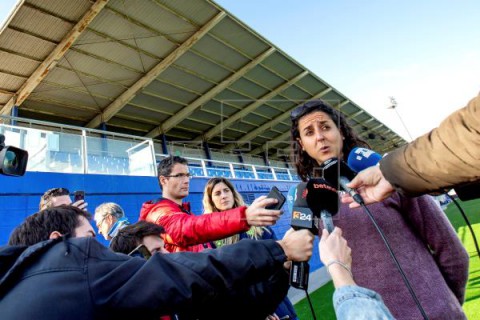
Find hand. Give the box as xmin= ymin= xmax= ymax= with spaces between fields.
xmin=245 ymin=195 xmax=282 ymax=226
xmin=319 ymin=227 xmax=355 ymax=288
xmin=72 ymin=199 xmax=88 ymax=211
xmin=319 ymin=227 xmax=351 ymax=267
xmin=341 ymin=166 xmax=395 ymax=208
xmin=278 ymin=228 xmax=314 ymax=262
xmin=265 ymin=313 xmax=280 ymax=320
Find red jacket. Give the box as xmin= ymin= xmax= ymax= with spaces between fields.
xmin=139 ymin=198 xmax=250 ymax=252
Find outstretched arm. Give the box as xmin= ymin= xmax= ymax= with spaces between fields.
xmin=341 ymin=166 xmax=395 ymax=208
xmin=319 ymin=228 xmax=395 ymax=320
xmin=319 ymin=227 xmax=355 ymax=288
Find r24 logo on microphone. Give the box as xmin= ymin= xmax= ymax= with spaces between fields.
xmin=293 ymin=210 xmax=312 ymax=221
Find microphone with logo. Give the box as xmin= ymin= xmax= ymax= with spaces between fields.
xmin=320 ymin=157 xmax=364 ymax=205
xmin=306 ymin=178 xmax=339 ymax=233
xmin=289 ymin=182 xmax=319 ymax=290
xmin=347 ymin=147 xmax=382 ymax=173
xmin=353 ymin=146 xmax=480 ymax=260
xmin=348 ymin=147 xmax=480 ymax=201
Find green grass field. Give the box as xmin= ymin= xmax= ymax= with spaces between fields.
xmin=294 ymin=198 xmax=480 ymax=319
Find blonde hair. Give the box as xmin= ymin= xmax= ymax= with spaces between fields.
xmin=202 ymin=177 xmax=264 ymax=247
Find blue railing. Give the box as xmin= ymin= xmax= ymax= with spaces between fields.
xmin=156 ymin=154 xmax=300 ymax=182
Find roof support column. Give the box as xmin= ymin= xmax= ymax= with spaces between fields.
xmin=10 ymin=105 xmax=18 ymax=126
xmin=203 ymin=141 xmax=212 ymax=167
xmin=161 ymin=134 xmax=169 ymax=155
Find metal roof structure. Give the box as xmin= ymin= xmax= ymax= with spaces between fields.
xmin=0 ymin=0 xmax=406 ymax=160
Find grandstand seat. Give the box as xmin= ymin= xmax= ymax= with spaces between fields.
xmin=189 ymin=166 xmax=204 ymax=177
xmin=235 ymin=170 xmax=244 ymax=179
xmin=276 ymin=173 xmax=291 ymax=181
xmin=258 ymin=171 xmax=274 ymax=180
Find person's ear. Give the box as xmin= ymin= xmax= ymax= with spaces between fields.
xmin=49 ymin=231 xmax=63 ymax=239
xmin=159 ymin=175 xmax=168 ymax=187
xmin=297 ymin=138 xmax=305 ymax=151
xmin=106 ymin=214 xmax=115 ymax=225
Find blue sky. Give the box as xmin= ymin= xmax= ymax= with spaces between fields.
xmin=2 ymin=0 xmax=479 ymax=141
xmin=216 ymin=0 xmax=480 ymax=141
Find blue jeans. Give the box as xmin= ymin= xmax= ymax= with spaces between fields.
xmin=333 ymin=285 xmax=395 ymax=320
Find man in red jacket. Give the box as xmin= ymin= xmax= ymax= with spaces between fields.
xmin=139 ymin=156 xmax=282 ymax=252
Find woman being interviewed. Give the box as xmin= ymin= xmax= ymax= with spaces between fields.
xmin=203 ymin=177 xmax=298 ymax=320
xmin=290 ymin=99 xmax=469 ymax=320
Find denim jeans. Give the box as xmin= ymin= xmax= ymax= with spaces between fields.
xmin=333 ymin=285 xmax=395 ymax=320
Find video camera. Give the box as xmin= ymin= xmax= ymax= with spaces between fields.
xmin=0 ymin=133 xmax=28 ymax=176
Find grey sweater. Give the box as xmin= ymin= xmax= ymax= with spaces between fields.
xmin=329 ymin=193 xmax=469 ymax=320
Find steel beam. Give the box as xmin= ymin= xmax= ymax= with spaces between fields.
xmin=0 ymin=0 xmax=109 ymax=115
xmin=222 ymin=87 xmax=333 ymax=151
xmin=86 ymin=11 xmax=226 ymax=129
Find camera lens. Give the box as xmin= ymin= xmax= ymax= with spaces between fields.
xmin=3 ymin=150 xmax=18 ymax=169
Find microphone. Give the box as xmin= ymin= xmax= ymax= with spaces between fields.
xmin=320 ymin=158 xmax=364 ymax=205
xmin=289 ymin=182 xmax=319 ymax=290
xmin=306 ymin=178 xmax=339 ymax=233
xmin=347 ymin=147 xmax=382 ymax=172
xmin=290 ymin=182 xmax=320 ymax=234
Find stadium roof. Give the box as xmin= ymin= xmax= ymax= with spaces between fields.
xmin=0 ymin=0 xmax=406 ymax=159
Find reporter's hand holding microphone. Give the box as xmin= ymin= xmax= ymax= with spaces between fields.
xmin=340 ymin=147 xmax=394 ymax=208
xmin=278 ymin=228 xmax=315 ymax=269
xmin=319 ymin=227 xmax=355 ymax=288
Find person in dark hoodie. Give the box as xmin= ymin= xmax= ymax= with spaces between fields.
xmin=1 ymin=206 xmax=314 ymax=320
xmin=111 ymin=220 xmax=295 ymax=320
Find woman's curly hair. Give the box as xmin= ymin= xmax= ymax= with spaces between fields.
xmin=290 ymin=100 xmax=369 ymax=181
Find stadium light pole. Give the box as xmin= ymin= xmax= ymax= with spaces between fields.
xmin=388 ymin=97 xmax=414 ymax=141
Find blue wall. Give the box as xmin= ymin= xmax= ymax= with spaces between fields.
xmin=0 ymin=172 xmax=321 ymax=271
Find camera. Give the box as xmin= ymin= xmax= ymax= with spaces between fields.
xmin=0 ymin=133 xmax=29 ymax=177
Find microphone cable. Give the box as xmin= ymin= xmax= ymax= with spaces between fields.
xmin=354 ymin=195 xmax=430 ymax=320
xmin=304 ymin=288 xmax=317 ymax=320
xmin=446 ymin=194 xmax=480 ymax=259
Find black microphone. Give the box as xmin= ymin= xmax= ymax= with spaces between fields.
xmin=290 ymin=182 xmax=320 ymax=234
xmin=306 ymin=178 xmax=339 ymax=233
xmin=321 ymin=157 xmax=364 ymax=205
xmin=289 ymin=182 xmax=318 ymax=290
xmin=454 ymin=181 xmax=480 ymax=201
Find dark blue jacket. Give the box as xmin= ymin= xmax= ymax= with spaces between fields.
xmin=0 ymin=237 xmax=288 ymax=319
xmin=240 ymin=227 xmax=298 ymax=320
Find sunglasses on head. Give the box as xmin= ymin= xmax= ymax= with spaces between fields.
xmin=290 ymin=100 xmax=331 ymax=122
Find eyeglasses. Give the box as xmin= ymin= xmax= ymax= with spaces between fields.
xmin=128 ymin=244 xmax=152 ymax=260
xmin=163 ymin=173 xmax=192 ymax=179
xmin=290 ymin=100 xmax=330 ymax=122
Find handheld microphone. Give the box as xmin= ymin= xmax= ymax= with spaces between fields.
xmin=289 ymin=182 xmax=319 ymax=290
xmin=290 ymin=182 xmax=319 ymax=234
xmin=306 ymin=178 xmax=339 ymax=233
xmin=321 ymin=158 xmax=364 ymax=205
xmin=347 ymin=147 xmax=382 ymax=172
